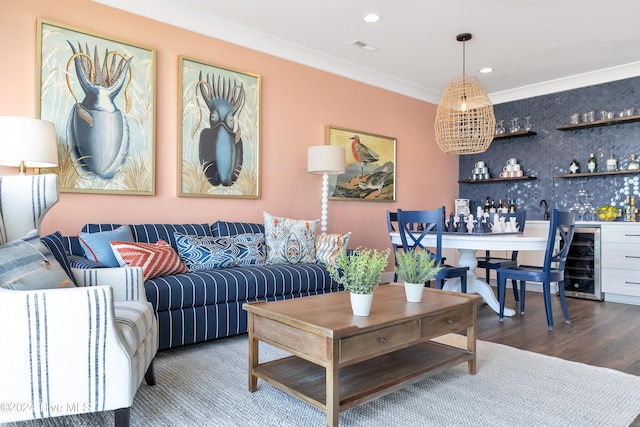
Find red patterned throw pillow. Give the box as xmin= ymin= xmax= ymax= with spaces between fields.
xmin=110 ymin=240 xmax=188 ymax=280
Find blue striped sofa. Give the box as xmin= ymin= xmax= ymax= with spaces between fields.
xmin=63 ymin=221 xmax=342 ymax=350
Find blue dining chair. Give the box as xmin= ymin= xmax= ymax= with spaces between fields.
xmin=477 ymin=210 xmax=527 ymax=302
xmin=386 ymin=210 xmax=401 ymax=282
xmin=496 ymin=209 xmax=576 ymax=330
xmin=397 ymin=208 xmax=468 ymax=292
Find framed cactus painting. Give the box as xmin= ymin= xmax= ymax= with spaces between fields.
xmin=36 ymin=19 xmax=156 ymax=195
xmin=326 ymin=125 xmax=396 ymax=202
xmin=178 ymin=56 xmax=261 ymax=198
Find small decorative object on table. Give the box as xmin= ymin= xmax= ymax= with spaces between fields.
xmin=326 ymin=247 xmax=389 ymax=316
xmin=394 ymin=248 xmax=442 ymax=302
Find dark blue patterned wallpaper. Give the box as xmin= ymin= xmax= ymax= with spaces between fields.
xmin=458 ymin=75 xmax=640 ymax=220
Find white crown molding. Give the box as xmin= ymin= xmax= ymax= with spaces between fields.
xmin=490 ymin=62 xmax=640 ymax=105
xmin=94 ymin=0 xmax=640 ymax=106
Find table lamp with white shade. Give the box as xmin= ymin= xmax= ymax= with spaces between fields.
xmin=307 ymin=145 xmax=346 ymax=235
xmin=0 ymin=116 xmax=58 ymax=175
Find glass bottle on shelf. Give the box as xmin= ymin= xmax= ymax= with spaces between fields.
xmin=508 ymin=198 xmax=517 ymax=213
xmin=628 ymin=153 xmax=640 ymax=170
xmin=631 ymin=197 xmax=637 ymax=222
xmin=605 ymin=154 xmax=617 ymax=172
xmin=587 ymin=153 xmax=597 ymax=173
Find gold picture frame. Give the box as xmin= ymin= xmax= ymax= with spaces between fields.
xmin=36 ymin=19 xmax=156 ymax=195
xmin=326 ymin=125 xmax=396 ymax=202
xmin=178 ymin=56 xmax=261 ymax=198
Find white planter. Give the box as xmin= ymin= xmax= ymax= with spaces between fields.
xmin=350 ymin=292 xmax=374 ymax=316
xmin=404 ymin=282 xmax=425 ymax=302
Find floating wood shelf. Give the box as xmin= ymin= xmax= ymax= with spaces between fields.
xmin=493 ymin=130 xmax=537 ymax=140
xmin=458 ymin=176 xmax=537 ymax=184
xmin=555 ymin=170 xmax=640 ymax=179
xmin=556 ymin=114 xmax=640 ymax=131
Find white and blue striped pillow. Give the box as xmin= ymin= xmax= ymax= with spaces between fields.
xmin=0 ymin=230 xmax=74 ymax=290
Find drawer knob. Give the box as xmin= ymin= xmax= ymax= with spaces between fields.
xmin=379 ymin=337 xmax=387 ymax=344
xmin=446 ymin=319 xmax=454 ymax=324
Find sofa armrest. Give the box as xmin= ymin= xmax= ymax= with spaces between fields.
xmin=72 ymin=265 xmax=147 ymax=302
xmin=0 ymin=286 xmax=133 ymax=422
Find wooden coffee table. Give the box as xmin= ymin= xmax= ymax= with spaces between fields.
xmin=243 ymin=285 xmax=482 ymax=426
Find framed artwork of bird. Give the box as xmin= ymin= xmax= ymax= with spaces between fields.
xmin=326 ymin=125 xmax=396 ymax=201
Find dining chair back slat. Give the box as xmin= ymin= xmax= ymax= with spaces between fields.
xmin=397 ymin=208 xmax=468 ymax=292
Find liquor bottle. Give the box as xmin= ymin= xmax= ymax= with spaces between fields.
xmin=631 ymin=197 xmax=637 ymax=222
xmin=606 ymin=154 xmax=618 ymax=172
xmin=489 ymin=199 xmax=497 ymax=214
xmin=497 ymin=199 xmax=505 ymax=213
xmin=623 ymin=195 xmax=631 ymax=221
xmin=484 ymin=197 xmax=491 ymax=213
xmin=508 ymin=198 xmax=517 ymax=213
xmin=587 ymin=153 xmax=597 ymax=173
xmin=628 ymin=153 xmax=640 ymax=171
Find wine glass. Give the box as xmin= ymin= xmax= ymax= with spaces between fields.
xmin=524 ymin=117 xmax=533 ymax=131
xmin=509 ymin=117 xmax=520 ymax=133
xmin=496 ymin=120 xmax=505 ymax=135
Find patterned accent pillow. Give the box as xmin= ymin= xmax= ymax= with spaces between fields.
xmin=0 ymin=230 xmax=74 ymax=290
xmin=315 ymin=232 xmax=352 ymax=266
xmin=174 ymin=233 xmax=238 ymax=271
xmin=233 ymin=233 xmax=267 ymax=266
xmin=77 ymin=225 xmax=134 ymax=267
xmin=263 ymin=212 xmax=319 ymax=264
xmin=110 ymin=240 xmax=188 ymax=281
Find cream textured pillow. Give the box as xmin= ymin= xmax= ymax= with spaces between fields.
xmin=263 ymin=212 xmax=319 ymax=264
xmin=315 ymin=232 xmax=351 ymax=266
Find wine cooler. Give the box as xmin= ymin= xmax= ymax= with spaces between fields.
xmin=564 ymin=225 xmax=602 ymax=300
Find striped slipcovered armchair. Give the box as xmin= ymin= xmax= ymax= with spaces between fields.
xmin=0 ymin=174 xmax=157 ymax=426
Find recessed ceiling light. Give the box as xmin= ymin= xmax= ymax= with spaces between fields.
xmin=480 ymin=67 xmax=494 ymax=74
xmin=364 ymin=14 xmax=381 ymax=23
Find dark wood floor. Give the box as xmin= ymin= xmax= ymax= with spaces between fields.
xmin=473 ymin=291 xmax=640 ymax=426
xmin=474 ymin=290 xmax=640 ymax=376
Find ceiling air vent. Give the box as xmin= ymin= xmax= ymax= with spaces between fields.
xmin=350 ymin=40 xmax=379 ymax=52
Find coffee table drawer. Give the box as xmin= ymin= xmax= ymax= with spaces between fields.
xmin=340 ymin=320 xmax=419 ymax=364
xmin=420 ymin=307 xmax=473 ymax=339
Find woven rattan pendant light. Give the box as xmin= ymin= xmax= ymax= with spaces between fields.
xmin=435 ymin=33 xmax=495 ymax=155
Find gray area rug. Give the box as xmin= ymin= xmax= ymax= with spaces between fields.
xmin=4 ymin=333 xmax=640 ymax=427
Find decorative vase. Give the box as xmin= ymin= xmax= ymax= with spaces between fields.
xmin=404 ymin=282 xmax=425 ymax=302
xmin=350 ymin=292 xmax=373 ymax=316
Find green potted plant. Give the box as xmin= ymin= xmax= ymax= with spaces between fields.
xmin=394 ymin=248 xmax=442 ymax=302
xmin=326 ymin=247 xmax=389 ymax=316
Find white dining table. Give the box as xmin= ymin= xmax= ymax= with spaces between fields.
xmin=389 ymin=232 xmax=548 ymax=316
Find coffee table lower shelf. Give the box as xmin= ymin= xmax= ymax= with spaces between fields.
xmin=253 ymin=340 xmax=472 ymax=414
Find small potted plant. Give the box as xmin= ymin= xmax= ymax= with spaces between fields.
xmin=394 ymin=248 xmax=442 ymax=302
xmin=326 ymin=247 xmax=389 ymax=316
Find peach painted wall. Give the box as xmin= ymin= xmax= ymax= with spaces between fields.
xmin=0 ymin=0 xmax=459 ymax=270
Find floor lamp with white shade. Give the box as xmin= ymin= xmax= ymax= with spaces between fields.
xmin=307 ymin=145 xmax=346 ymax=235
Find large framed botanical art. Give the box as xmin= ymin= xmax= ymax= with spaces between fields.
xmin=326 ymin=125 xmax=396 ymax=202
xmin=36 ymin=19 xmax=156 ymax=195
xmin=178 ymin=56 xmax=261 ymax=198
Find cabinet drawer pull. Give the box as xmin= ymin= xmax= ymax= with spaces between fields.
xmin=625 ymin=281 xmax=640 ymax=285
xmin=446 ymin=319 xmax=454 ymax=324
xmin=625 ymin=256 xmax=640 ymax=259
xmin=624 ymin=234 xmax=640 ymax=237
xmin=379 ymin=337 xmax=387 ymax=344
